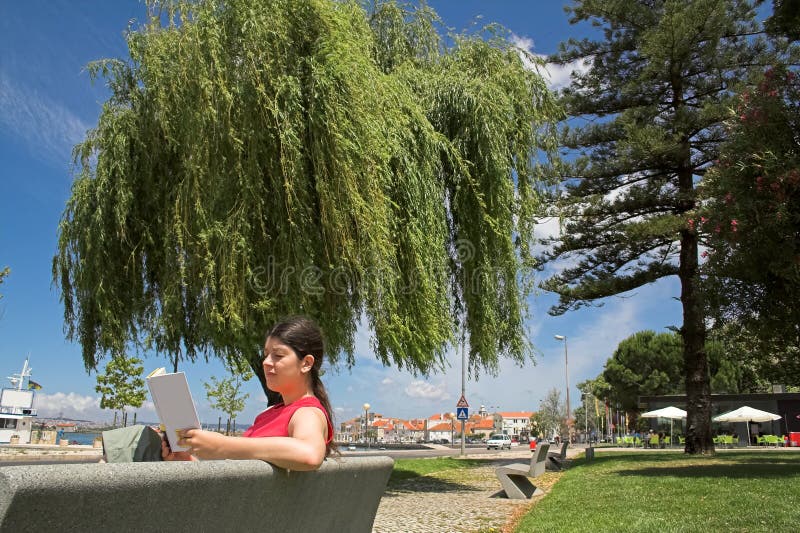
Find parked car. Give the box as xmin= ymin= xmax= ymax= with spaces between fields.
xmin=486 ymin=433 xmax=512 ymax=450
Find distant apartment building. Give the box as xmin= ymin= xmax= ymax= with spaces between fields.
xmin=493 ymin=411 xmax=534 ymax=439
xmin=469 ymin=416 xmax=497 ymax=439
xmin=335 ymin=409 xmax=533 ymax=442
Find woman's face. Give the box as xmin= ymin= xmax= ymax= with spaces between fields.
xmin=262 ymin=337 xmax=311 ymax=394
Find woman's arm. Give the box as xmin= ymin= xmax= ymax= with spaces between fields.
xmin=179 ymin=407 xmax=328 ymax=470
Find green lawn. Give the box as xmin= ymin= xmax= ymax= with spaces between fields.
xmin=388 ymin=456 xmax=489 ymax=487
xmin=515 ymin=451 xmax=800 ymax=532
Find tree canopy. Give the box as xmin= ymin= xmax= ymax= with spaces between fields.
xmin=54 ymin=0 xmax=560 ymax=388
xmin=94 ymin=353 xmax=147 ymax=422
xmin=531 ymin=387 xmax=567 ymax=440
xmin=539 ymin=0 xmax=777 ymax=453
xmin=602 ymin=331 xmax=684 ymax=413
xmin=701 ymin=64 xmax=800 ymax=381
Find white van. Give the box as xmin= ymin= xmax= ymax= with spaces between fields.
xmin=486 ymin=433 xmax=512 ymax=450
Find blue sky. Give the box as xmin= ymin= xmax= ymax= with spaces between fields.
xmin=0 ymin=0 xmax=683 ymax=426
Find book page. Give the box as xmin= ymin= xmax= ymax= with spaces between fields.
xmin=146 ymin=371 xmax=201 ymax=452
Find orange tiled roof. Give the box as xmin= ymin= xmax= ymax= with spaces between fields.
xmin=473 ymin=418 xmax=495 ymax=429
xmin=497 ymin=411 xmax=534 ymax=418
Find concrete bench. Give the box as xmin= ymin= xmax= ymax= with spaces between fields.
xmin=495 ymin=442 xmax=550 ymax=499
xmin=547 ymin=441 xmax=569 ymax=471
xmin=0 ymin=456 xmax=393 ymax=532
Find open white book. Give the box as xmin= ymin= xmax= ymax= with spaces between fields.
xmin=146 ymin=368 xmax=201 ymax=452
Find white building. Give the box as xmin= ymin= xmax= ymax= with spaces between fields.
xmin=493 ymin=411 xmax=534 ymax=440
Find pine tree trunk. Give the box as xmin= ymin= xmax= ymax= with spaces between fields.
xmin=671 ymin=65 xmax=712 ymax=454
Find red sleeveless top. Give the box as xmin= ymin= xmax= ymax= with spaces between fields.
xmin=242 ymin=396 xmax=333 ymax=444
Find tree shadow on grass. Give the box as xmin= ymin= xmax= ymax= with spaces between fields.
xmin=615 ymin=462 xmax=800 ymax=479
xmin=384 ymin=475 xmax=482 ymax=495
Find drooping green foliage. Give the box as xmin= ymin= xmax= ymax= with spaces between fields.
xmin=0 ymin=266 xmax=9 ymax=301
xmin=54 ymin=0 xmax=560 ymax=387
xmin=701 ymin=65 xmax=800 ymax=384
xmin=539 ymin=0 xmax=775 ymax=453
xmin=94 ymin=353 xmax=147 ymax=419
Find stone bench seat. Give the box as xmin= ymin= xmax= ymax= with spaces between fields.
xmin=546 ymin=441 xmax=569 ymax=471
xmin=0 ymin=456 xmax=393 ymax=532
xmin=495 ymin=442 xmax=550 ymax=499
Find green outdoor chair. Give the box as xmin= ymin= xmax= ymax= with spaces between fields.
xmin=649 ymin=435 xmax=659 ymax=448
xmin=678 ymin=436 xmax=686 ymax=445
xmin=757 ymin=435 xmax=767 ymax=446
xmin=663 ymin=436 xmax=671 ymax=447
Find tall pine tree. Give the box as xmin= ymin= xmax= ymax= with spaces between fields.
xmin=541 ymin=0 xmax=773 ymax=453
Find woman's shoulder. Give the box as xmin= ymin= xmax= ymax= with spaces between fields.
xmin=294 ymin=396 xmax=325 ymax=408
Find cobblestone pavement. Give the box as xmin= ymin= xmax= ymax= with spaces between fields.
xmin=372 ymin=448 xmax=577 ymax=533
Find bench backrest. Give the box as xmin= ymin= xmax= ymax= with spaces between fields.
xmin=0 ymin=456 xmax=393 ymax=533
xmin=529 ymin=442 xmax=550 ymax=476
xmin=557 ymin=441 xmax=568 ymax=457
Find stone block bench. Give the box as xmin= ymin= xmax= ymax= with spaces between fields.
xmin=0 ymin=456 xmax=394 ymax=532
xmin=495 ymin=442 xmax=550 ymax=499
xmin=546 ymin=441 xmax=569 ymax=471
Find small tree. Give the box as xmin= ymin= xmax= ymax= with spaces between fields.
xmin=95 ymin=354 xmax=146 ymax=426
xmin=205 ymin=362 xmax=252 ymax=435
xmin=534 ymin=388 xmax=567 ymax=441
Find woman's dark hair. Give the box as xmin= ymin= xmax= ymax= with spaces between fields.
xmin=267 ymin=316 xmax=337 ymax=456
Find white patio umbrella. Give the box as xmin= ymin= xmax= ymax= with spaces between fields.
xmin=713 ymin=406 xmax=781 ymax=445
xmin=641 ymin=406 xmax=687 ymax=445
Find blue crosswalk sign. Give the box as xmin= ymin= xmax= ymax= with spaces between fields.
xmin=456 ymin=407 xmax=468 ymax=420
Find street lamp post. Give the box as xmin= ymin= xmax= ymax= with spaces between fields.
xmin=363 ymin=403 xmax=371 ymax=450
xmin=554 ymin=334 xmax=571 ymax=442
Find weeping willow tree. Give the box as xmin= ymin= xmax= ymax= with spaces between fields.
xmin=54 ymin=0 xmax=560 ymax=394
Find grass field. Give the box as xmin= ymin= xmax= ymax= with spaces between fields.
xmin=514 ymin=451 xmax=800 ymax=532
xmin=388 ymin=456 xmax=489 ymax=487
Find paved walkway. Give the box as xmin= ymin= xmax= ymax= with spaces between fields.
xmin=372 ymin=447 xmax=581 ymax=533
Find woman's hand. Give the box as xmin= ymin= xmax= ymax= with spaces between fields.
xmin=178 ymin=429 xmax=229 ymax=460
xmin=161 ymin=437 xmax=196 ymax=461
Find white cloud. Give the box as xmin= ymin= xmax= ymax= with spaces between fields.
xmin=510 ymin=33 xmax=534 ymax=53
xmin=381 ymin=377 xmax=393 ymax=385
xmin=32 ymin=391 xmax=159 ymax=423
xmin=542 ymin=59 xmax=590 ymax=90
xmin=508 ymin=32 xmax=590 ymax=90
xmin=34 ymin=392 xmax=102 ymax=421
xmin=0 ymin=74 xmax=89 ymax=167
xmin=404 ymin=380 xmax=450 ymax=401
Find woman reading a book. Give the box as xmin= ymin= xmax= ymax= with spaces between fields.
xmin=162 ymin=316 xmax=336 ymax=470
